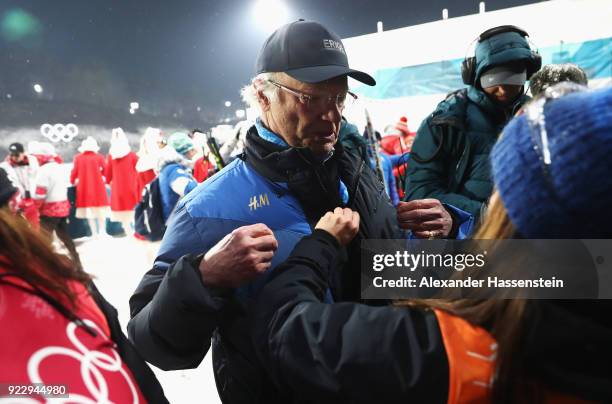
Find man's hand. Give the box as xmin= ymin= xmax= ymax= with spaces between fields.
xmin=199 ymin=223 xmax=278 ymax=288
xmin=397 ymin=199 xmax=453 ymax=238
xmin=315 ymin=207 xmax=360 ymax=246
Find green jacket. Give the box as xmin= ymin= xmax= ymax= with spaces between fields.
xmin=405 ymin=30 xmax=536 ymax=219
xmin=405 ymin=87 xmax=529 ymax=218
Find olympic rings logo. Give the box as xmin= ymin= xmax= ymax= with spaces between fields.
xmin=27 ymin=319 xmax=140 ymax=403
xmin=40 ymin=123 xmax=79 ymax=143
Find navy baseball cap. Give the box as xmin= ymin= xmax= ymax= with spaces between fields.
xmin=255 ymin=20 xmax=376 ymax=86
xmin=8 ymin=142 xmax=24 ymax=156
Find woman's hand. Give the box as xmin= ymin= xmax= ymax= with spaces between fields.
xmin=315 ymin=207 xmax=360 ymax=246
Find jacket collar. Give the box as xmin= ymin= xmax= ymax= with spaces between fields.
xmin=243 ymin=126 xmax=345 ymax=224
xmin=244 ymin=126 xmax=344 ymax=182
xmin=254 ymin=118 xmax=336 ymax=164
xmin=254 ymin=118 xmax=289 ymax=148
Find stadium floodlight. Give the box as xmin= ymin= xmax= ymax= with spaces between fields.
xmin=33 ymin=83 xmax=43 ymax=93
xmin=253 ymin=0 xmax=289 ymax=32
xmin=225 ymin=101 xmax=232 ymax=107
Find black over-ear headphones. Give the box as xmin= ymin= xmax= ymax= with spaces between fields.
xmin=461 ymin=25 xmax=542 ymax=86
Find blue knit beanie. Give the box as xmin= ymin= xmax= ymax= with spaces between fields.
xmin=491 ymin=85 xmax=612 ymax=238
xmin=168 ymin=132 xmax=194 ymax=156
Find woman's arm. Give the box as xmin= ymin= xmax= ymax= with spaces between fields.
xmin=252 ymin=229 xmax=449 ymax=403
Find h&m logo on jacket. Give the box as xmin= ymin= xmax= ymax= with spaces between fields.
xmin=249 ymin=193 xmax=270 ymax=211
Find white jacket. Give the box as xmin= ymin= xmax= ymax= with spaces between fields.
xmin=0 ymin=155 xmax=39 ymax=198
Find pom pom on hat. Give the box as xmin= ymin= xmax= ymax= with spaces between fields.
xmin=386 ymin=116 xmax=414 ymax=138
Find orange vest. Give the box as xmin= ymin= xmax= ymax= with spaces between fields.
xmin=434 ymin=309 xmax=496 ymax=404
xmin=434 ymin=310 xmax=595 ymax=404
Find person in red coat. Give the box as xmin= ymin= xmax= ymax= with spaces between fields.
xmin=380 ymin=116 xmax=415 ymax=200
xmin=192 ymin=154 xmax=216 ymax=183
xmin=106 ymin=128 xmax=139 ymax=232
xmin=70 ymin=136 xmax=109 ymax=236
xmin=380 ymin=116 xmax=416 ymax=155
xmin=135 ymin=127 xmax=164 ymax=197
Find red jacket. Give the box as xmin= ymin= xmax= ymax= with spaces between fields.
xmin=136 ymin=170 xmax=156 ymax=199
xmin=0 ymin=268 xmax=147 ymax=403
xmin=70 ymin=151 xmax=108 ymax=208
xmin=106 ymin=152 xmax=139 ymax=211
xmin=193 ymin=156 xmax=215 ymax=183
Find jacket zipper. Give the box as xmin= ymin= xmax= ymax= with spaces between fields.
xmin=348 ymin=159 xmax=365 ymax=209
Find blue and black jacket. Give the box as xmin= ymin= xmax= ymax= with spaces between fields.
xmin=128 ymin=125 xmax=403 ymax=403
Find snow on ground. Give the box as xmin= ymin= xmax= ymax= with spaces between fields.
xmin=76 ymin=235 xmax=221 ymax=404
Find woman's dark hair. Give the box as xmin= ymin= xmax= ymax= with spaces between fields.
xmin=0 ymin=208 xmax=91 ymax=310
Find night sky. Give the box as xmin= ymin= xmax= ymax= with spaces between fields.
xmin=0 ymin=0 xmax=538 ymax=122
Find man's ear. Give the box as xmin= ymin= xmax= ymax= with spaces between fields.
xmin=257 ymin=90 xmax=271 ymax=112
xmin=253 ymin=79 xmax=272 ymax=112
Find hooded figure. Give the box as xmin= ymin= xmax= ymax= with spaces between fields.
xmin=70 ymin=136 xmax=109 ymax=235
xmin=405 ymin=25 xmax=541 ymax=222
xmin=135 ymin=127 xmax=163 ymax=197
xmin=105 ymin=128 xmax=139 ymax=230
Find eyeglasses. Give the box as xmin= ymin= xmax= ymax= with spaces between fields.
xmin=524 ymin=81 xmax=587 ymax=197
xmin=267 ymin=79 xmax=357 ymax=111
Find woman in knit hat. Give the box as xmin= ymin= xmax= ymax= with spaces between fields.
xmin=156 ymin=132 xmax=198 ymax=223
xmin=381 ymin=116 xmax=416 ymax=155
xmin=250 ymin=85 xmax=612 ymax=403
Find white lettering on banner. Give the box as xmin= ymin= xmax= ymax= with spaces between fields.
xmin=322 ymin=39 xmax=345 ymax=53
xmin=40 ymin=123 xmax=79 ymax=143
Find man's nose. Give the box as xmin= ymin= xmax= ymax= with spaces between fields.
xmin=321 ymin=102 xmax=342 ymax=122
xmin=497 ymin=85 xmax=507 ymax=96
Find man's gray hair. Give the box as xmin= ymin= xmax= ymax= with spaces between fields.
xmin=240 ymin=72 xmax=281 ymax=111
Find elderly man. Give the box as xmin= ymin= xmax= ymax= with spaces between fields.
xmin=128 ymin=20 xmax=410 ymax=403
